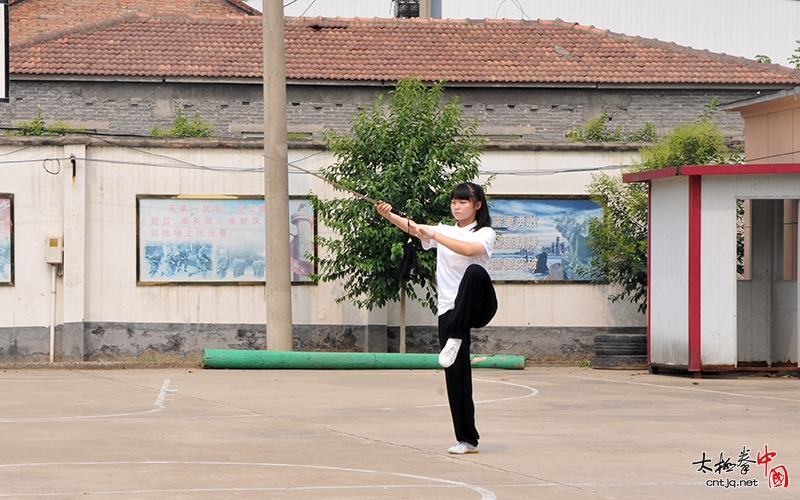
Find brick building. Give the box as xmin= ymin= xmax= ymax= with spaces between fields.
xmin=6 ymin=5 xmax=800 ymax=143
xmin=3 ymin=1 xmax=800 ymax=361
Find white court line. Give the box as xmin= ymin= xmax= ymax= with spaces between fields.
xmin=0 ymin=461 xmax=706 ymax=497
xmin=0 ymin=379 xmax=173 ymax=423
xmin=0 ymin=461 xmax=497 ymax=500
xmin=570 ymin=375 xmax=800 ymax=403
xmin=0 ymin=378 xmax=262 ymax=423
xmin=153 ymin=378 xmax=175 ymax=408
xmin=376 ymin=378 xmax=538 ymax=410
xmin=474 ymin=379 xmax=539 ymax=404
xmin=500 ymin=481 xmax=701 ymax=487
xmin=0 ymin=407 xmax=165 ymax=423
xmin=0 ymin=486 xmax=479 ymax=497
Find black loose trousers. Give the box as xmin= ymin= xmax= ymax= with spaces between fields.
xmin=438 ymin=264 xmax=498 ymax=446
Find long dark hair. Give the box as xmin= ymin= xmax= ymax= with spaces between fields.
xmin=450 ymin=182 xmax=491 ymax=231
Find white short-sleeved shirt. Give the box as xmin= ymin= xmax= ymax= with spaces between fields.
xmin=421 ymin=221 xmax=496 ymax=315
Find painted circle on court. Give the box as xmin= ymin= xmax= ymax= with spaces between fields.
xmin=0 ymin=461 xmax=496 ymax=499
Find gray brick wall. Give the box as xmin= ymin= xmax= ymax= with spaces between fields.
xmin=0 ymin=79 xmax=774 ymax=144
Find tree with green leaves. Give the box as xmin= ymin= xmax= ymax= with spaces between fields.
xmin=789 ymin=40 xmax=800 ymax=69
xmin=582 ymin=99 xmax=742 ymax=313
xmin=310 ymin=77 xmax=484 ymax=321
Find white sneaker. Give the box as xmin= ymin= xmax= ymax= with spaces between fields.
xmin=448 ymin=442 xmax=479 ymax=454
xmin=438 ymin=338 xmax=462 ymax=368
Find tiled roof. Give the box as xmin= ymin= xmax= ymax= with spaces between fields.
xmin=8 ymin=0 xmax=258 ymax=44
xmin=12 ymin=14 xmax=262 ymax=78
xmin=10 ymin=15 xmax=800 ymax=86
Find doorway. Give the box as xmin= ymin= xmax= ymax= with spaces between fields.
xmin=736 ymin=199 xmax=799 ymax=368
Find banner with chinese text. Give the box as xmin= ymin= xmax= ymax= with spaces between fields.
xmin=488 ymin=196 xmax=601 ymax=282
xmin=137 ymin=196 xmax=315 ymax=284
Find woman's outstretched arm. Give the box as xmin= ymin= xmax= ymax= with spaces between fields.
xmin=416 ymin=225 xmax=486 ymax=257
xmin=375 ymin=202 xmax=423 ymax=238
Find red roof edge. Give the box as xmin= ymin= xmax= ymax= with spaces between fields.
xmin=623 ymin=163 xmax=800 ymax=183
xmin=622 ymin=167 xmax=680 ymax=183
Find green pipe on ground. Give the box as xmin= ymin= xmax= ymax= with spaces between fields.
xmin=201 ymin=349 xmax=526 ymax=370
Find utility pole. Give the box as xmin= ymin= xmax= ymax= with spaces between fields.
xmin=263 ymin=1 xmax=293 ymax=351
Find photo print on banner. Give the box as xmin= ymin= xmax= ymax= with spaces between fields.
xmin=488 ymin=196 xmax=602 ymax=283
xmin=136 ymin=195 xmax=315 ymax=284
xmin=0 ymin=194 xmax=12 ymax=285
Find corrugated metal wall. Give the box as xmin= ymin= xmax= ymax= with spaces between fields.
xmin=280 ymin=0 xmax=397 ymax=18
xmin=270 ymin=0 xmax=800 ymax=67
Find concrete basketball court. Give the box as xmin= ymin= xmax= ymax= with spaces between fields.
xmin=0 ymin=365 xmax=798 ymax=499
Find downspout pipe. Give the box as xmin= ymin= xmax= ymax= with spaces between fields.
xmin=49 ymin=264 xmax=56 ymax=363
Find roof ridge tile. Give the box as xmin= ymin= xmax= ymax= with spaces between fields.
xmin=550 ymin=18 xmax=800 ymax=79
xmin=224 ymin=0 xmax=260 ymax=16
xmin=11 ymin=11 xmax=144 ymax=49
xmin=10 ymin=15 xmax=800 ymax=85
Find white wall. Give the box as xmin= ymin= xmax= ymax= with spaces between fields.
xmin=0 ymin=146 xmax=66 ymax=328
xmin=649 ymin=176 xmax=689 ymax=366
xmin=700 ymin=177 xmax=739 ymax=366
xmin=0 ymin=142 xmax=644 ymax=334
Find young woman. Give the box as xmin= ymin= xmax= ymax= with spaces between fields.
xmin=376 ymin=182 xmax=497 ymax=454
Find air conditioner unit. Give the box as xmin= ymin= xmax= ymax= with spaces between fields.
xmin=394 ymin=0 xmax=420 ymax=18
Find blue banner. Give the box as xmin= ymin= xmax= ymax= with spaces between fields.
xmin=488 ymin=197 xmax=601 ymax=282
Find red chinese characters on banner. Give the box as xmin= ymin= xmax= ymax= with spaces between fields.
xmin=146 ymin=201 xmax=264 ymax=241
xmin=139 ymin=197 xmax=286 ymax=283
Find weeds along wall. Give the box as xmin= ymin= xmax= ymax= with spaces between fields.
xmin=0 ymin=137 xmax=644 ymax=361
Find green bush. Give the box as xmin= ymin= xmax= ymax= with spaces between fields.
xmin=567 ymin=110 xmax=658 ymax=143
xmin=287 ymin=131 xmax=311 ymax=141
xmin=582 ymin=99 xmax=740 ymax=313
xmin=151 ymin=110 xmax=215 ymax=138
xmin=626 ymin=122 xmax=658 ymax=142
xmin=6 ymin=109 xmax=86 ymax=136
xmin=567 ymin=110 xmax=622 ymax=142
